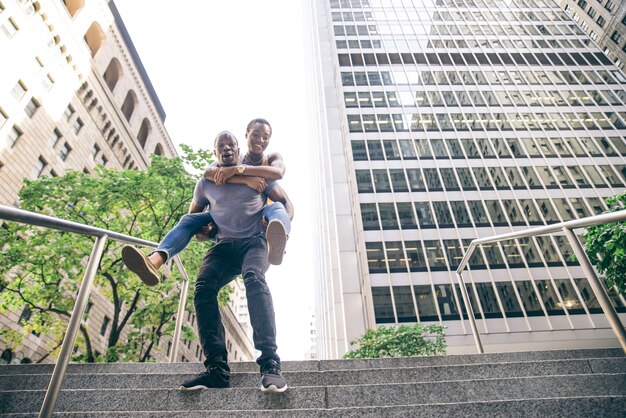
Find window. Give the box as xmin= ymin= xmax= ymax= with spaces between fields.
xmin=1 ymin=17 xmax=18 ymax=39
xmin=64 ymin=104 xmax=75 ymax=120
xmin=58 ymin=142 xmax=72 ymax=161
xmin=0 ymin=107 xmax=7 ymax=128
xmin=596 ymin=15 xmax=606 ymax=28
xmin=102 ymin=58 xmax=122 ymax=91
xmin=605 ymin=1 xmax=615 ymax=12
xmin=73 ymin=117 xmax=83 ymax=134
xmin=100 ymin=315 xmax=110 ymax=336
xmin=91 ymin=143 xmax=100 ymax=157
xmin=32 ymin=156 xmax=47 ymax=178
xmin=4 ymin=125 xmax=22 ymax=148
xmin=24 ymin=98 xmax=40 ymax=117
xmin=49 ymin=128 xmax=61 ymax=147
xmin=42 ymin=73 xmax=54 ymax=90
xmin=18 ymin=0 xmax=37 ymax=15
xmin=11 ymin=81 xmax=27 ymax=101
xmin=611 ymin=31 xmax=622 ymax=44
xmin=19 ymin=305 xmax=32 ymax=325
xmin=121 ymin=90 xmax=137 ymax=121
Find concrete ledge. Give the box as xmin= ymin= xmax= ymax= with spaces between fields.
xmin=2 ymin=396 xmax=625 ymax=417
xmin=0 ymin=358 xmax=610 ymax=390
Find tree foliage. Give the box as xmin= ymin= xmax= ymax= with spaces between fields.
xmin=0 ymin=147 xmax=231 ymax=363
xmin=343 ymin=324 xmax=446 ymax=359
xmin=582 ymin=192 xmax=626 ymax=294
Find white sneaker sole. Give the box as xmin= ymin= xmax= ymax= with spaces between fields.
xmin=178 ymin=384 xmax=208 ymax=391
xmin=266 ymin=220 xmax=287 ymax=266
xmin=261 ymin=384 xmax=288 ymax=393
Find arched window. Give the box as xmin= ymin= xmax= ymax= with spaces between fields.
xmin=0 ymin=349 xmax=12 ymax=365
xmin=102 ymin=58 xmax=122 ymax=92
xmin=84 ymin=22 xmax=105 ymax=57
xmin=137 ymin=118 xmax=150 ymax=148
xmin=154 ymin=143 xmax=164 ymax=156
xmin=64 ymin=0 xmax=84 ymax=17
xmin=121 ymin=90 xmax=136 ymax=121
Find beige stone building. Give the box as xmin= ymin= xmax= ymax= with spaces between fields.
xmin=0 ymin=0 xmax=253 ymax=365
xmin=560 ymin=0 xmax=626 ymax=69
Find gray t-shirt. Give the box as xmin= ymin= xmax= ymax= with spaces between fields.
xmin=192 ymin=176 xmax=276 ymax=241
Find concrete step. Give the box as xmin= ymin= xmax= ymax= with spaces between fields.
xmin=0 ymin=347 xmax=622 ymax=376
xmin=2 ymin=396 xmax=626 ymax=418
xmin=1 ymin=374 xmax=624 ymax=414
xmin=2 ymin=357 xmax=625 ymax=391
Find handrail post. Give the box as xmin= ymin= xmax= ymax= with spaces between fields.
xmin=169 ymin=256 xmax=191 ymax=363
xmin=456 ymin=272 xmax=484 ymax=354
xmin=455 ymin=241 xmax=484 ymax=354
xmin=39 ymin=235 xmax=108 ymax=418
xmin=563 ymin=228 xmax=626 ymax=353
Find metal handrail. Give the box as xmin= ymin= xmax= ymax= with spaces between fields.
xmin=456 ymin=209 xmax=626 ymax=354
xmin=0 ymin=205 xmax=191 ymax=418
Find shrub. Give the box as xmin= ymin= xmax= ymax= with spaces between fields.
xmin=344 ymin=323 xmax=446 ymax=359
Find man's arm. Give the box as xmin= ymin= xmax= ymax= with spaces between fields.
xmin=266 ymin=182 xmax=294 ymax=221
xmin=206 ymin=152 xmax=286 ymax=184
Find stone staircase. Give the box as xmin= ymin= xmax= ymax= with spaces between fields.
xmin=1 ymin=348 xmax=625 ymax=417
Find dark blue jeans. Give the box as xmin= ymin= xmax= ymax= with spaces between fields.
xmin=194 ymin=235 xmax=279 ymax=369
xmin=156 ymin=203 xmax=291 ymax=262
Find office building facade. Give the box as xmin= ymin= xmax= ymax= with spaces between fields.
xmin=308 ymin=0 xmax=626 ymax=359
xmin=0 ymin=0 xmax=253 ymax=364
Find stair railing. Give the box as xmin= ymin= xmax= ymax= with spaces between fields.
xmin=455 ymin=209 xmax=626 ymax=355
xmin=0 ymin=205 xmax=191 ymax=418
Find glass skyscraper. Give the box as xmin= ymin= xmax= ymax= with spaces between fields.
xmin=307 ymin=0 xmax=626 ymax=359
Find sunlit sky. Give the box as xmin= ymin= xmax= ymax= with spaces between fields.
xmin=114 ymin=0 xmax=316 ymax=360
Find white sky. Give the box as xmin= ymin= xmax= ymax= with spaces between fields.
xmin=114 ymin=0 xmax=316 ymax=360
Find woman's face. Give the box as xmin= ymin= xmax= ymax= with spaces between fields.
xmin=246 ymin=123 xmax=271 ymax=155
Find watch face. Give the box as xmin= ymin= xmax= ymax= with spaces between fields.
xmin=238 ymin=166 xmax=244 ymax=173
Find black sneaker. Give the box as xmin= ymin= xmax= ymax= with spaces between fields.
xmin=179 ymin=365 xmax=230 ymax=391
xmin=260 ymin=359 xmax=287 ymax=393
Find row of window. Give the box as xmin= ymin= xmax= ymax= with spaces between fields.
xmin=347 ymin=111 xmax=626 ymax=133
xmin=331 ymin=7 xmax=568 ymax=24
xmin=338 ymin=51 xmax=612 ymax=69
xmin=355 ymin=164 xmax=626 ymax=194
xmin=330 ymin=0 xmax=557 ymax=12
xmin=344 ymin=88 xmax=626 ymax=109
xmin=365 ymin=236 xmax=576 ymax=275
xmin=338 ymin=35 xmax=595 ymax=52
xmin=334 ymin=21 xmax=583 ymax=38
xmin=371 ymin=278 xmax=625 ymax=324
xmin=341 ymin=69 xmax=625 ymax=88
xmin=360 ymin=196 xmax=605 ymax=231
xmin=350 ymin=135 xmax=626 ymax=161
xmin=577 ymin=0 xmax=617 ymax=18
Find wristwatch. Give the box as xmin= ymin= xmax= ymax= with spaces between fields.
xmin=237 ymin=165 xmax=246 ymax=174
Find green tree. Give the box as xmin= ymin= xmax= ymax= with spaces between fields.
xmin=0 ymin=148 xmax=231 ymax=363
xmin=343 ymin=324 xmax=446 ymax=359
xmin=582 ymin=192 xmax=626 ymax=294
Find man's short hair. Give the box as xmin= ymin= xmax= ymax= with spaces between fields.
xmin=214 ymin=131 xmax=238 ymax=148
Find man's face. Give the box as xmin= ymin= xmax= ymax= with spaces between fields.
xmin=246 ymin=123 xmax=271 ymax=155
xmin=215 ymin=135 xmax=240 ymax=167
